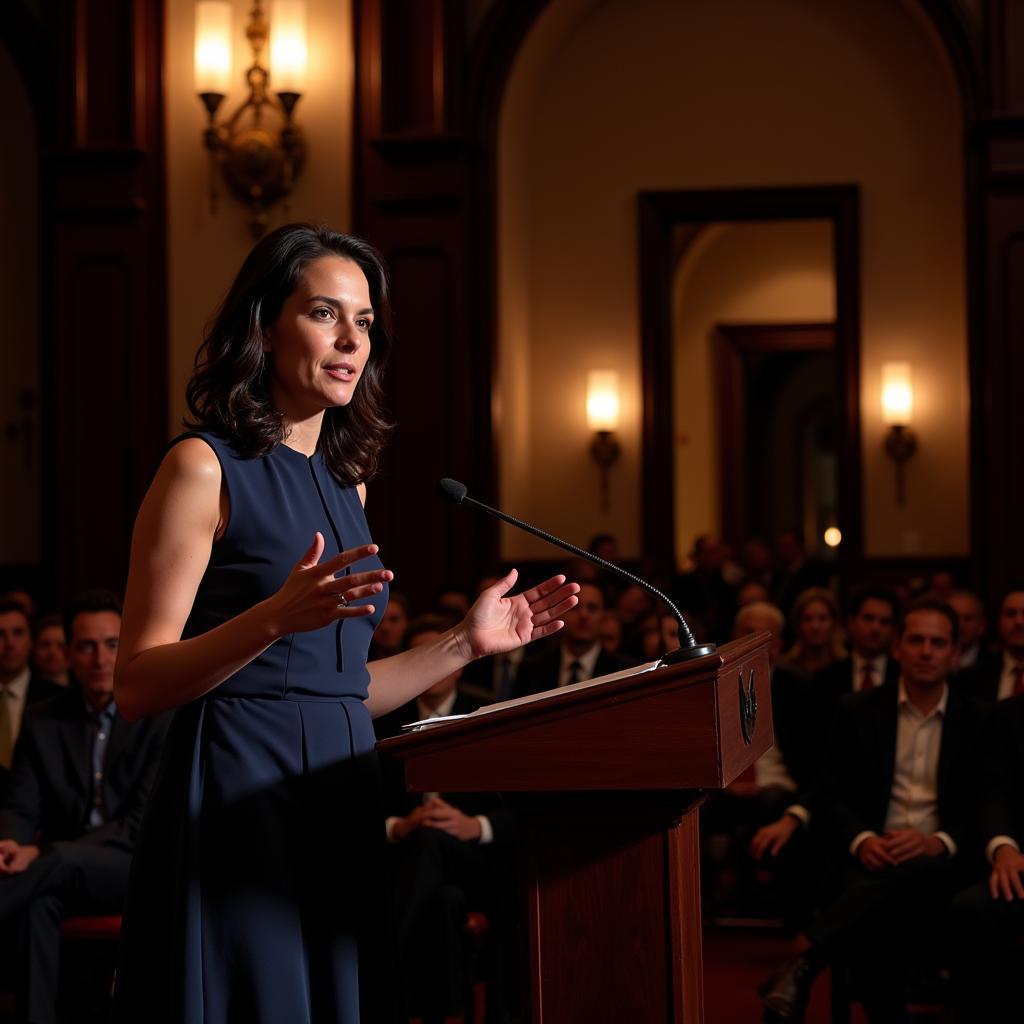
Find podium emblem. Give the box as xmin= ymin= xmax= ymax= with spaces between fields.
xmin=738 ymin=668 xmax=757 ymax=744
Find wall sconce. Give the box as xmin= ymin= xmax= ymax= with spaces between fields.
xmin=586 ymin=371 xmax=621 ymax=512
xmin=195 ymin=0 xmax=307 ymax=237
xmin=881 ymin=361 xmax=917 ymax=506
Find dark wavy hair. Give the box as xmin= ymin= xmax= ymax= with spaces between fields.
xmin=185 ymin=223 xmax=394 ymax=485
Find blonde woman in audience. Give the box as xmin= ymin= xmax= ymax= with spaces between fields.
xmin=777 ymin=587 xmax=845 ymax=681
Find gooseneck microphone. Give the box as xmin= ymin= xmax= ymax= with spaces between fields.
xmin=437 ymin=478 xmax=716 ymax=665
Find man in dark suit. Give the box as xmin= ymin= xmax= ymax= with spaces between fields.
xmin=956 ymin=587 xmax=1024 ymax=702
xmin=813 ymin=587 xmax=901 ymax=703
xmin=752 ymin=588 xmax=902 ymax=868
xmin=760 ymin=599 xmax=989 ymax=1023
xmin=515 ymin=581 xmax=636 ymax=696
xmin=0 ymin=591 xmax=168 ymax=1024
xmin=375 ymin=615 xmax=516 ymax=1024
xmin=0 ymin=600 xmax=63 ymax=790
xmin=947 ymin=693 xmax=1024 ymax=1020
xmin=948 ymin=589 xmax=996 ymax=674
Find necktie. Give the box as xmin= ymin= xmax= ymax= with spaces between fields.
xmin=860 ymin=663 xmax=876 ymax=692
xmin=567 ymin=660 xmax=583 ymax=686
xmin=0 ymin=687 xmax=15 ymax=769
xmin=1013 ymin=663 xmax=1024 ymax=696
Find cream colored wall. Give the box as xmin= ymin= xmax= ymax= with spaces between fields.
xmin=672 ymin=221 xmax=835 ymax=559
xmin=498 ymin=0 xmax=967 ymax=563
xmin=0 ymin=40 xmax=40 ymax=564
xmin=164 ymin=0 xmax=353 ymax=435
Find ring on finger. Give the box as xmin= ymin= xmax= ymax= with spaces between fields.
xmin=337 ymin=594 xmax=349 ymax=608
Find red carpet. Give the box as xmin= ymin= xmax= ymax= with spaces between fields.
xmin=704 ymin=928 xmax=867 ymax=1024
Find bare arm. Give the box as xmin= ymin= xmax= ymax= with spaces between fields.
xmin=115 ymin=439 xmax=391 ymax=721
xmin=365 ymin=568 xmax=578 ymax=718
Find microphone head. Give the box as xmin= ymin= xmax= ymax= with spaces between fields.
xmin=437 ymin=478 xmax=468 ymax=504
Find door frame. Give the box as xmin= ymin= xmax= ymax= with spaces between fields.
xmin=637 ymin=186 xmax=861 ymax=577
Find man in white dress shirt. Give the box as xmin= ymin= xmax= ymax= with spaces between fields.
xmin=760 ymin=599 xmax=989 ymax=1024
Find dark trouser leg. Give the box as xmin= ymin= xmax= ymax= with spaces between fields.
xmin=947 ymin=880 xmax=1024 ymax=1022
xmin=393 ymin=827 xmax=490 ymax=1020
xmin=752 ymin=789 xmax=822 ymax=934
xmin=0 ymin=841 xmax=131 ymax=1024
xmin=806 ymin=856 xmax=961 ymax=1022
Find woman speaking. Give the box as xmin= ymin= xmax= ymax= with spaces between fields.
xmin=111 ymin=224 xmax=577 ymax=1023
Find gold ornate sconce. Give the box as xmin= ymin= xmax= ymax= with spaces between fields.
xmin=194 ymin=1 xmax=308 ymax=237
xmin=586 ymin=371 xmax=621 ymax=512
xmin=880 ymin=361 xmax=918 ymax=506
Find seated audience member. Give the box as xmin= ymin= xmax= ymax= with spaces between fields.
xmin=516 ymin=582 xmax=636 ymax=695
xmin=760 ymin=600 xmax=988 ymax=1024
xmin=737 ymin=579 xmax=770 ymax=609
xmin=588 ymin=533 xmax=627 ymax=598
xmin=374 ymin=616 xmax=515 ymax=1024
xmin=947 ymin=693 xmax=1024 ymax=1021
xmin=740 ymin=538 xmax=775 ymax=590
xmin=0 ymin=590 xmax=168 ymax=1024
xmin=659 ymin=610 xmax=681 ymax=655
xmin=777 ymin=588 xmax=845 ymax=681
xmin=672 ymin=535 xmax=737 ymax=645
xmin=599 ymin=610 xmax=624 ymax=655
xmin=0 ymin=591 xmax=36 ymax=621
xmin=30 ymin=614 xmax=70 ymax=687
xmin=460 ymin=644 xmax=525 ymax=703
xmin=814 ymin=587 xmax=900 ymax=703
xmin=615 ymin=583 xmax=654 ymax=630
xmin=369 ymin=590 xmax=410 ymax=660
xmin=928 ymin=571 xmax=956 ymax=603
xmin=956 ymin=587 xmax=1024 ymax=702
xmin=435 ymin=585 xmax=471 ymax=618
xmin=770 ymin=529 xmax=829 ymax=616
xmin=732 ymin=603 xmax=825 ymax=932
xmin=947 ymin=589 xmax=993 ymax=675
xmin=0 ymin=600 xmax=62 ymax=785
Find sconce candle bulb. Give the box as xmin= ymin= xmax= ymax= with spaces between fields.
xmin=586 ymin=371 xmax=621 ymax=512
xmin=880 ymin=362 xmax=917 ymax=506
xmin=195 ymin=1 xmax=233 ymax=95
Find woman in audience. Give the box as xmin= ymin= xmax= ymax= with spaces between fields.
xmin=777 ymin=586 xmax=844 ymax=680
xmin=110 ymin=223 xmax=577 ymax=1024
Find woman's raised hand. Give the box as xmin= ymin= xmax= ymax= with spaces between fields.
xmin=263 ymin=532 xmax=393 ymax=637
xmin=455 ymin=569 xmax=579 ymax=660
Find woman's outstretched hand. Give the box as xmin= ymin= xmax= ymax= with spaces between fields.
xmin=455 ymin=569 xmax=579 ymax=660
xmin=263 ymin=532 xmax=393 ymax=637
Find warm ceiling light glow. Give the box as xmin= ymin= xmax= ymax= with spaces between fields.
xmin=270 ymin=0 xmax=308 ymax=93
xmin=881 ymin=362 xmax=913 ymax=426
xmin=586 ymin=371 xmax=620 ymax=432
xmin=195 ymin=1 xmax=233 ymax=95
xmin=824 ymin=527 xmax=842 ymax=548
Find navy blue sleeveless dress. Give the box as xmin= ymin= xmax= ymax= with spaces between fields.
xmin=112 ymin=433 xmax=394 ymax=1024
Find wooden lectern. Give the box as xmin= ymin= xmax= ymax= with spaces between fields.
xmin=377 ymin=632 xmax=774 ymax=1023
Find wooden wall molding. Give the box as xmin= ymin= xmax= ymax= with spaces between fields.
xmin=2 ymin=0 xmax=167 ymax=603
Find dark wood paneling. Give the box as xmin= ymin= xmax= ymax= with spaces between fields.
xmin=20 ymin=0 xmax=168 ymax=603
xmin=354 ymin=0 xmax=539 ymax=610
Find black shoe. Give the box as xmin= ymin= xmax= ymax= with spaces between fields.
xmin=759 ymin=954 xmax=821 ymax=1022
